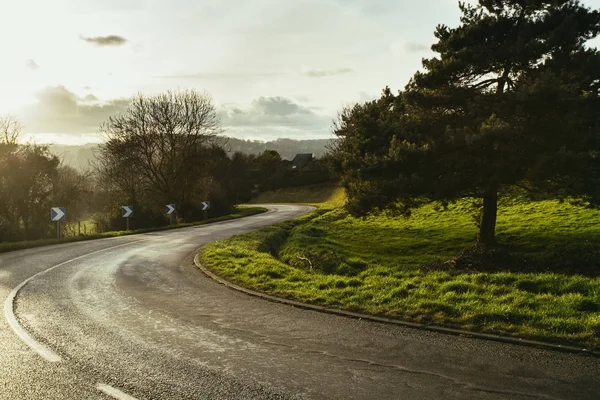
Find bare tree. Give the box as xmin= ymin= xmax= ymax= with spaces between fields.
xmin=53 ymin=165 xmax=93 ymax=217
xmin=97 ymin=90 xmax=223 ymax=208
xmin=0 ymin=115 xmax=22 ymax=145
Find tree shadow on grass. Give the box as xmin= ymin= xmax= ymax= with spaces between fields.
xmin=422 ymin=236 xmax=600 ymax=277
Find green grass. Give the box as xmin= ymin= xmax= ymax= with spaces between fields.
xmin=201 ymin=198 xmax=600 ymax=349
xmin=61 ymin=220 xmax=99 ymax=237
xmin=250 ymin=182 xmax=346 ymax=208
xmin=0 ymin=206 xmax=267 ymax=254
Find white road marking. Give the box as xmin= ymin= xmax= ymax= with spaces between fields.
xmin=96 ymin=383 xmax=139 ymax=400
xmin=3 ymin=239 xmax=146 ymax=362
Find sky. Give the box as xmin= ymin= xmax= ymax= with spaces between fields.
xmin=1 ymin=0 xmax=599 ymax=145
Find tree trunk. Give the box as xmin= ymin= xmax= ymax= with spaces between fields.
xmin=478 ymin=183 xmax=498 ymax=247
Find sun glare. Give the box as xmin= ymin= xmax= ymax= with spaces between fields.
xmin=0 ymin=63 xmax=38 ymax=113
xmin=18 ymin=132 xmax=103 ymax=146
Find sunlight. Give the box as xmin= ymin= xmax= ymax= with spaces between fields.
xmin=18 ymin=132 xmax=103 ymax=146
xmin=0 ymin=63 xmax=38 ymax=113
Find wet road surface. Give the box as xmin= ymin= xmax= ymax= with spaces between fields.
xmin=1 ymin=204 xmax=599 ymax=399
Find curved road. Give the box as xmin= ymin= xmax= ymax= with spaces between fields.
xmin=1 ymin=204 xmax=599 ymax=400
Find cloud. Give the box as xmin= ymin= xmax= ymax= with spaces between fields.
xmin=19 ymin=86 xmax=130 ymax=134
xmin=18 ymin=90 xmax=332 ymax=141
xmin=390 ymin=40 xmax=432 ymax=59
xmin=300 ymin=68 xmax=353 ymax=78
xmin=358 ymin=91 xmax=379 ymax=102
xmin=252 ymin=97 xmax=311 ymax=116
xmin=218 ymin=96 xmax=332 ymax=139
xmin=404 ymin=42 xmax=429 ymax=53
xmin=80 ymin=35 xmax=127 ymax=46
xmin=25 ymin=59 xmax=39 ymax=70
xmin=158 ymin=71 xmax=283 ymax=80
xmin=82 ymin=94 xmax=99 ymax=102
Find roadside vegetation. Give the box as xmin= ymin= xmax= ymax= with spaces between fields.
xmin=0 ymin=206 xmax=266 ymax=254
xmin=202 ymin=196 xmax=600 ymax=349
xmin=250 ymin=183 xmax=346 ymax=207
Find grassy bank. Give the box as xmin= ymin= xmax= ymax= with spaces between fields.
xmin=0 ymin=206 xmax=267 ymax=254
xmin=250 ymin=183 xmax=346 ymax=207
xmin=201 ymin=199 xmax=600 ymax=349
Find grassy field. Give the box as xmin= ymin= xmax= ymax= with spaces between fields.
xmin=201 ymin=196 xmax=600 ymax=349
xmin=249 ymin=182 xmax=346 ymax=207
xmin=0 ymin=206 xmax=267 ymax=254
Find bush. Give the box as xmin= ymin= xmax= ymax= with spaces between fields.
xmin=93 ymin=206 xmax=168 ymax=232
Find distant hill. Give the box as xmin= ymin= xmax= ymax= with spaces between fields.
xmin=223 ymin=137 xmax=335 ymax=160
xmin=49 ymin=143 xmax=98 ymax=171
xmin=49 ymin=137 xmax=335 ymax=171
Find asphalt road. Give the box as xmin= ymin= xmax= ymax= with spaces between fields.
xmin=1 ymin=204 xmax=599 ymax=400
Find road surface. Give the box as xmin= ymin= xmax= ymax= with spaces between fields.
xmin=1 ymin=204 xmax=598 ymax=399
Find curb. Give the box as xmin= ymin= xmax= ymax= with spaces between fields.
xmin=194 ymin=254 xmax=600 ymax=358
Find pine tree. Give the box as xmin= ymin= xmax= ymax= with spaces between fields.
xmin=333 ymin=0 xmax=600 ymax=246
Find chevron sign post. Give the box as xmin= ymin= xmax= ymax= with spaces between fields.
xmin=121 ymin=206 xmax=133 ymax=230
xmin=51 ymin=207 xmax=66 ymax=239
xmin=121 ymin=206 xmax=133 ymax=217
xmin=201 ymin=201 xmax=210 ymax=219
xmin=166 ymin=204 xmax=176 ymax=225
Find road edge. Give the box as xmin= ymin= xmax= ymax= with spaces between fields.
xmin=194 ymin=253 xmax=600 ymax=358
xmin=4 ymin=239 xmax=148 ymax=363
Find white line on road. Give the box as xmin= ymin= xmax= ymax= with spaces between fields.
xmin=3 ymin=239 xmax=147 ymax=362
xmin=97 ymin=383 xmax=139 ymax=400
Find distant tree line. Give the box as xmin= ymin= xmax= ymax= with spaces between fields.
xmin=225 ymin=138 xmax=334 ymax=160
xmin=228 ymin=149 xmax=333 ymax=193
xmin=49 ymin=138 xmax=336 ymax=172
xmin=329 ymin=0 xmax=600 ymax=247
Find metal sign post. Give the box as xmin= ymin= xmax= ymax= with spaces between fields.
xmin=201 ymin=201 xmax=210 ymax=220
xmin=121 ymin=206 xmax=133 ymax=230
xmin=166 ymin=204 xmax=176 ymax=225
xmin=51 ymin=207 xmax=66 ymax=239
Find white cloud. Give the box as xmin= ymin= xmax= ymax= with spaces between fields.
xmin=17 ymin=88 xmax=335 ymax=142
xmin=18 ymin=86 xmax=129 ymax=134
xmin=80 ymin=34 xmax=128 ymax=46
xmin=300 ymin=68 xmax=354 ymax=78
xmin=25 ymin=59 xmax=39 ymax=70
xmin=219 ymin=96 xmax=333 ymax=139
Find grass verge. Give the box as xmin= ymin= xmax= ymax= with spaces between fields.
xmin=250 ymin=182 xmax=346 ymax=208
xmin=201 ymin=199 xmax=600 ymax=349
xmin=0 ymin=206 xmax=267 ymax=254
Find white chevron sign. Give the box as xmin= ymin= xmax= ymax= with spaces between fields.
xmin=50 ymin=207 xmax=66 ymax=221
xmin=121 ymin=206 xmax=133 ymax=218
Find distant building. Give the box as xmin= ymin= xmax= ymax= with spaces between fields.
xmin=291 ymin=153 xmax=314 ymax=170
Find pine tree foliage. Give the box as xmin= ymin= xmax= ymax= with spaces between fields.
xmin=332 ymin=0 xmax=600 ymax=245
